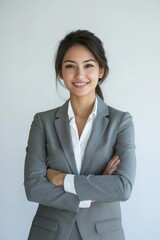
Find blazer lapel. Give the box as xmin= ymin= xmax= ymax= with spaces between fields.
xmin=54 ymin=100 xmax=78 ymax=174
xmin=80 ymin=97 xmax=110 ymax=174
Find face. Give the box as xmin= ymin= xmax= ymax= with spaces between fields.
xmin=60 ymin=44 xmax=104 ymax=99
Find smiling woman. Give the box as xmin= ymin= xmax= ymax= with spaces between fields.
xmin=55 ymin=30 xmax=109 ymax=101
xmin=24 ymin=30 xmax=136 ymax=240
xmin=60 ymin=44 xmax=104 ymax=101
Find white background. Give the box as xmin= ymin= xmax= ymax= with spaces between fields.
xmin=0 ymin=0 xmax=160 ymax=239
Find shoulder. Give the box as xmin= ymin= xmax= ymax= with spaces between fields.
xmin=32 ymin=106 xmax=61 ymax=126
xmin=106 ymin=106 xmax=135 ymax=137
xmin=97 ymin=95 xmax=132 ymax=119
xmin=37 ymin=107 xmax=60 ymax=118
xmin=32 ymin=107 xmax=59 ymax=123
xmin=108 ymin=105 xmax=133 ymax=127
xmin=108 ymin=105 xmax=131 ymax=118
xmin=30 ymin=107 xmax=60 ymax=129
xmin=35 ymin=99 xmax=69 ymax=119
xmin=32 ymin=100 xmax=69 ymax=126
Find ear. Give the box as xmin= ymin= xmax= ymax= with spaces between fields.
xmin=99 ymin=68 xmax=104 ymax=79
xmin=58 ymin=70 xmax=63 ymax=80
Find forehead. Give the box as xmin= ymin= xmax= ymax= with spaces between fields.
xmin=63 ymin=44 xmax=97 ymax=62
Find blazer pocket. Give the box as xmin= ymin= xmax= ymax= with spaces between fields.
xmin=95 ymin=217 xmax=122 ymax=234
xmin=28 ymin=216 xmax=58 ymax=240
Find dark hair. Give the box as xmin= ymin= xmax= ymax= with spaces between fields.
xmin=55 ymin=30 xmax=109 ymax=100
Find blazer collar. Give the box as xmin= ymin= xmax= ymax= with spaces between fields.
xmin=54 ymin=100 xmax=78 ymax=173
xmin=54 ymin=96 xmax=110 ymax=174
xmin=55 ymin=95 xmax=109 ymax=118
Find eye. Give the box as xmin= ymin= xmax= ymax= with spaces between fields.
xmin=84 ymin=64 xmax=94 ymax=68
xmin=65 ymin=64 xmax=75 ymax=68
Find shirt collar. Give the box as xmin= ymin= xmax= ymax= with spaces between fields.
xmin=68 ymin=97 xmax=97 ymax=121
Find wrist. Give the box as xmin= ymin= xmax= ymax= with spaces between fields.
xmin=61 ymin=173 xmax=66 ymax=186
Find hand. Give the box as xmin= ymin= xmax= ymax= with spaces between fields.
xmin=46 ymin=169 xmax=66 ymax=187
xmin=103 ymin=155 xmax=120 ymax=175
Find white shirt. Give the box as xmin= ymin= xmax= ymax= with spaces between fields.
xmin=64 ymin=98 xmax=97 ymax=208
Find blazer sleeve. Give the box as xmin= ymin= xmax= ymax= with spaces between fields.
xmin=74 ymin=112 xmax=136 ymax=203
xmin=24 ymin=113 xmax=80 ymax=212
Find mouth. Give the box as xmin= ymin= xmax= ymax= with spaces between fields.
xmin=72 ymin=82 xmax=89 ymax=88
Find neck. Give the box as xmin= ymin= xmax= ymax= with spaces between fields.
xmin=70 ymin=95 xmax=96 ymax=118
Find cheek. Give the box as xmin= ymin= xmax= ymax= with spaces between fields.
xmin=62 ymin=69 xmax=74 ymax=79
xmin=88 ymin=70 xmax=99 ymax=80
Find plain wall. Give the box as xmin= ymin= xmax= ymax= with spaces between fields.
xmin=0 ymin=0 xmax=160 ymax=239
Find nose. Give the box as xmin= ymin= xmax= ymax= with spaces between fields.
xmin=75 ymin=66 xmax=84 ymax=78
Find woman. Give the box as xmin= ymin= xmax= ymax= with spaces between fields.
xmin=24 ymin=30 xmax=136 ymax=240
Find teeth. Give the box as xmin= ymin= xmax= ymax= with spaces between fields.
xmin=73 ymin=83 xmax=87 ymax=86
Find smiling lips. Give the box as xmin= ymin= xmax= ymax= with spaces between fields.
xmin=72 ymin=82 xmax=88 ymax=88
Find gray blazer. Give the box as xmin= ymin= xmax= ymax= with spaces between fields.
xmin=24 ymin=96 xmax=136 ymax=240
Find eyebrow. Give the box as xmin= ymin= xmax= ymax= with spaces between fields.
xmin=63 ymin=59 xmax=96 ymax=63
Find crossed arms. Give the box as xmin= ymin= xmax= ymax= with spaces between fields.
xmin=24 ymin=111 xmax=136 ymax=212
xmin=46 ymin=155 xmax=120 ymax=187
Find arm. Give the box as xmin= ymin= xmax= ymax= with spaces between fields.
xmin=46 ymin=155 xmax=121 ymax=185
xmin=103 ymin=155 xmax=120 ymax=175
xmin=47 ymin=155 xmax=121 ymax=207
xmin=24 ymin=113 xmax=80 ymax=212
xmin=74 ymin=112 xmax=136 ymax=202
xmin=46 ymin=156 xmax=120 ymax=208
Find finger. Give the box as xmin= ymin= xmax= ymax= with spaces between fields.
xmin=108 ymin=162 xmax=119 ymax=173
xmin=104 ymin=158 xmax=120 ymax=175
xmin=104 ymin=166 xmax=117 ymax=175
xmin=112 ymin=155 xmax=120 ymax=162
xmin=110 ymin=158 xmax=120 ymax=168
xmin=108 ymin=166 xmax=118 ymax=175
xmin=110 ymin=155 xmax=120 ymax=163
xmin=107 ymin=156 xmax=120 ymax=168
